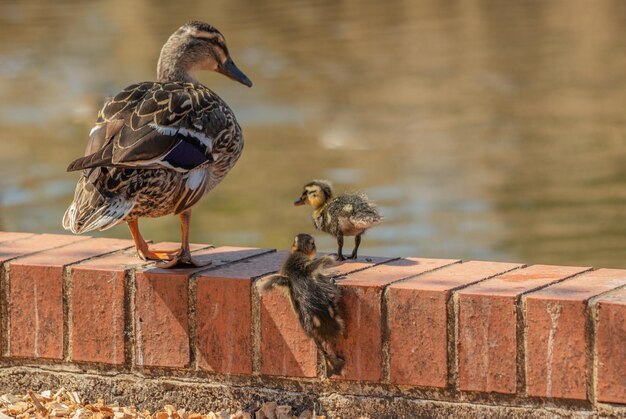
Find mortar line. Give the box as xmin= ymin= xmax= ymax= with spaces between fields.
xmin=250 ymin=266 xmax=281 ymax=375
xmin=188 ymin=275 xmax=198 ymax=370
xmin=124 ymin=268 xmax=136 ymax=369
xmin=0 ymin=264 xmax=9 ymax=357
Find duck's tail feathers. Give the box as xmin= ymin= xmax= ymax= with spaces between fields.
xmin=62 ymin=177 xmax=133 ymax=234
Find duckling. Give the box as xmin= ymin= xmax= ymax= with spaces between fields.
xmin=63 ymin=21 xmax=252 ymax=268
xmin=257 ymin=233 xmax=345 ymax=376
xmin=294 ymin=180 xmax=382 ymax=261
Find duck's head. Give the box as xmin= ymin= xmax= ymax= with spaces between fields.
xmin=291 ymin=233 xmax=317 ymax=259
xmin=157 ymin=20 xmax=252 ymax=86
xmin=294 ymin=180 xmax=333 ymax=209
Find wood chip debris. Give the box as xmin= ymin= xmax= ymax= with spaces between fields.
xmin=0 ymin=389 xmax=325 ymax=419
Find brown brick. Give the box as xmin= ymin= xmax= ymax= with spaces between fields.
xmin=387 ymin=261 xmax=522 ymax=387
xmin=0 ymin=233 xmax=87 ymax=263
xmin=0 ymin=232 xmax=34 ymax=243
xmin=7 ymin=238 xmax=132 ymax=359
xmin=194 ymin=248 xmax=276 ymax=374
xmin=457 ymin=264 xmax=590 ymax=394
xmin=335 ymin=257 xmax=458 ymax=381
xmin=134 ymin=246 xmax=269 ymax=368
xmin=525 ymin=269 xmax=626 ymax=400
xmin=595 ymin=287 xmax=626 ymax=404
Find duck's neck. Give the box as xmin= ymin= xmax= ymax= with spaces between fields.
xmin=156 ymin=38 xmax=198 ymax=83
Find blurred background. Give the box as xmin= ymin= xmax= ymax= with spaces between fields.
xmin=0 ymin=0 xmax=625 ymax=267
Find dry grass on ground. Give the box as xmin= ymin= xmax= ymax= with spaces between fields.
xmin=0 ymin=389 xmax=324 ymax=419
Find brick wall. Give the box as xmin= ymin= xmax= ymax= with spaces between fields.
xmin=0 ymin=231 xmax=624 ymax=417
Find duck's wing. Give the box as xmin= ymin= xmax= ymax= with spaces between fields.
xmin=67 ymin=82 xmax=226 ymax=173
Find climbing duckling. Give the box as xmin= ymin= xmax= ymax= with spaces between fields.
xmin=294 ymin=180 xmax=382 ymax=261
xmin=257 ymin=233 xmax=345 ymax=376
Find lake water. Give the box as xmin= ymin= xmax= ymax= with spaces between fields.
xmin=1 ymin=0 xmax=625 ymax=267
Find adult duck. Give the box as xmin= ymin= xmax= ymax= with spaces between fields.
xmin=63 ymin=21 xmax=252 ymax=267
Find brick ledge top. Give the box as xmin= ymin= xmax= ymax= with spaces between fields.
xmin=0 ymin=231 xmax=624 ymax=407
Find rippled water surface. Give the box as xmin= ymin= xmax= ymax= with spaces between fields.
xmin=1 ymin=0 xmax=625 ymax=267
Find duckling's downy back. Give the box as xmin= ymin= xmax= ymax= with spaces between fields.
xmin=282 ymin=253 xmax=344 ymax=342
xmin=318 ymin=192 xmax=382 ymax=237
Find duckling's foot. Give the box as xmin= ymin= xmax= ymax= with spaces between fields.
xmin=335 ymin=254 xmax=346 ymax=262
xmin=156 ymin=248 xmax=213 ymax=269
xmin=325 ymin=354 xmax=345 ymax=377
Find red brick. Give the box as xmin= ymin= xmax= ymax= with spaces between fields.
xmin=71 ymin=268 xmax=126 ymax=364
xmin=134 ymin=246 xmax=269 ymax=368
xmin=68 ymin=243 xmax=210 ymax=365
xmin=329 ymin=255 xmax=395 ymax=278
xmin=134 ymin=270 xmax=189 ymax=367
xmin=237 ymin=251 xmax=318 ymax=378
xmin=457 ymin=264 xmax=590 ymax=394
xmin=595 ymin=287 xmax=626 ymax=404
xmin=525 ymin=269 xmax=626 ymax=400
xmin=7 ymin=237 xmax=132 ymax=359
xmin=194 ymin=248 xmax=277 ymax=374
xmin=259 ymin=253 xmax=317 ymax=378
xmin=335 ymin=257 xmax=458 ymax=381
xmin=0 ymin=232 xmax=34 ymax=243
xmin=387 ymin=261 xmax=522 ymax=387
xmin=0 ymin=233 xmax=87 ymax=263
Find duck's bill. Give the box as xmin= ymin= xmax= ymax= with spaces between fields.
xmin=219 ymin=58 xmax=253 ymax=87
xmin=294 ymin=197 xmax=305 ymax=206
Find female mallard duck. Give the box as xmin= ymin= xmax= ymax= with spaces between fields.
xmin=63 ymin=21 xmax=252 ymax=268
xmin=257 ymin=233 xmax=345 ymax=376
xmin=294 ymin=180 xmax=382 ymax=261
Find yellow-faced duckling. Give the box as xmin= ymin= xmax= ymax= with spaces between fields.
xmin=257 ymin=233 xmax=345 ymax=376
xmin=63 ymin=21 xmax=252 ymax=268
xmin=294 ymin=180 xmax=382 ymax=261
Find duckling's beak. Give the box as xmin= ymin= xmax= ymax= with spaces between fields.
xmin=218 ymin=57 xmax=253 ymax=87
xmin=294 ymin=196 xmax=306 ymax=206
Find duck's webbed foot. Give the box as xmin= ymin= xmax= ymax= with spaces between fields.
xmin=156 ymin=247 xmax=213 ymax=269
xmin=137 ymin=246 xmax=180 ymax=262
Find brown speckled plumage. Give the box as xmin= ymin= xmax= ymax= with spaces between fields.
xmin=63 ymin=21 xmax=252 ymax=267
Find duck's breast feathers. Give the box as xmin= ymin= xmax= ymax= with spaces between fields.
xmin=67 ymin=82 xmax=242 ymax=173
